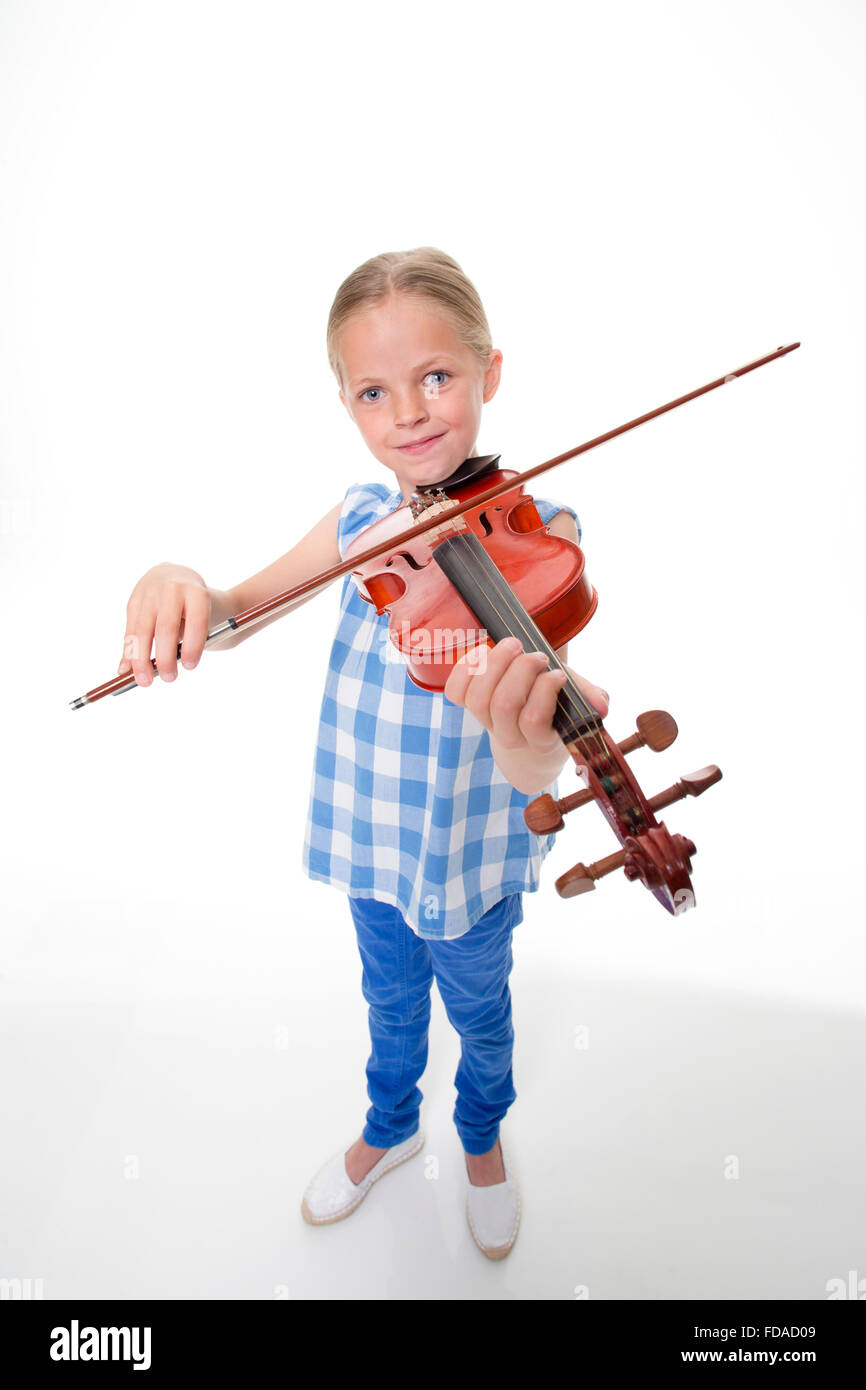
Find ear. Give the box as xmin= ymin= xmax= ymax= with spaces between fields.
xmin=482 ymin=349 xmax=503 ymax=404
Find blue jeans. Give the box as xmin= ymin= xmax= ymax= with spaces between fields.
xmin=347 ymin=893 xmax=523 ymax=1156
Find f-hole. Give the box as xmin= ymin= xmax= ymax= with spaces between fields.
xmin=477 ymin=511 xmax=494 ymax=536
xmin=386 ymin=551 xmax=425 ymax=570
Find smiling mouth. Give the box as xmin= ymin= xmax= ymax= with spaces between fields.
xmin=396 ymin=433 xmax=446 ymax=451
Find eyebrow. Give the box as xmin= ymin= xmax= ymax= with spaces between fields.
xmin=349 ymin=356 xmax=459 ymax=389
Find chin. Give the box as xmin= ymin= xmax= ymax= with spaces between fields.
xmin=416 ymin=462 xmax=453 ymax=483
xmin=390 ymin=444 xmax=469 ymax=498
xmin=418 ymin=452 xmax=467 ymax=484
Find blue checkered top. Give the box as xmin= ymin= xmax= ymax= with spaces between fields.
xmin=301 ymin=479 xmax=582 ymax=939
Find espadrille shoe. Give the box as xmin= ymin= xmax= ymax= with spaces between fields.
xmin=301 ymin=1130 xmax=425 ymax=1226
xmin=465 ymin=1146 xmax=520 ymax=1260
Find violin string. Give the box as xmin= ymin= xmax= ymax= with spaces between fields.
xmin=443 ymin=529 xmax=645 ymax=824
xmin=456 ymin=535 xmax=611 ymax=767
xmin=429 ymin=513 xmax=601 ymax=741
xmin=429 ymin=511 xmax=609 ymax=766
xmin=467 ymin=525 xmax=657 ymax=838
xmin=451 ymin=533 xmax=605 ymax=748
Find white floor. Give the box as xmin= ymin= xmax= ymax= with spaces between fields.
xmin=2 ymin=892 xmax=864 ymax=1302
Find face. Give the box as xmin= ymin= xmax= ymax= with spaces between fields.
xmin=337 ymin=293 xmax=502 ymax=502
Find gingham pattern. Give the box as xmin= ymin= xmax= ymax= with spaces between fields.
xmin=301 ymin=479 xmax=582 ymax=939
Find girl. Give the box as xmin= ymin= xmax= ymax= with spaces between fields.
xmin=117 ymin=248 xmax=608 ymax=1261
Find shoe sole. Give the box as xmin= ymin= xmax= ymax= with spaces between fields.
xmin=301 ymin=1132 xmax=425 ymax=1226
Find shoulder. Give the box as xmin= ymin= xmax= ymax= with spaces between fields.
xmin=545 ymin=509 xmax=580 ymax=542
xmin=531 ymin=494 xmax=582 ymax=543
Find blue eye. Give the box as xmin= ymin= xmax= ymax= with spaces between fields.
xmin=358 ymin=370 xmax=449 ymax=403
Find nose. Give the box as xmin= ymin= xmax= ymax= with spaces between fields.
xmin=393 ymin=384 xmax=430 ymax=430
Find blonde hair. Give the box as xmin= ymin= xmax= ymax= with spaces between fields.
xmin=326 ymin=246 xmax=493 ymax=389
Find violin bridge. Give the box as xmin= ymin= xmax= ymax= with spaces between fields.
xmin=409 ymin=488 xmax=470 ymax=541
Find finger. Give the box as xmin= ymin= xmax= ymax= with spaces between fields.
xmin=565 ymin=668 xmax=609 ymax=718
xmin=119 ymin=599 xmax=140 ymax=677
xmin=153 ymin=588 xmax=185 ymax=681
xmin=443 ymin=655 xmax=473 ymax=708
xmin=179 ymin=588 xmax=211 ymax=669
xmin=443 ymin=638 xmax=496 ymax=707
xmin=516 ymin=667 xmax=570 ymax=750
xmin=486 ymin=649 xmax=555 ymax=748
xmin=125 ymin=604 xmax=157 ymax=686
xmin=455 ymin=636 xmax=528 ymax=729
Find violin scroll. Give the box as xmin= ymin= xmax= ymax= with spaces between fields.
xmin=524 ymin=709 xmax=721 ymax=915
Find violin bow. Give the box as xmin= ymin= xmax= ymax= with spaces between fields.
xmin=69 ymin=342 xmax=799 ymax=710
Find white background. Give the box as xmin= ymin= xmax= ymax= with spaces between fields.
xmin=1 ymin=0 xmax=864 ymax=1302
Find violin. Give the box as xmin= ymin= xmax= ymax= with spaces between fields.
xmin=346 ymin=452 xmax=717 ymax=915
xmin=68 ymin=343 xmax=800 ymax=917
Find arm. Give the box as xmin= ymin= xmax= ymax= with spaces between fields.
xmin=207 ymin=500 xmax=344 ymax=651
xmin=119 ymin=500 xmax=344 ymax=684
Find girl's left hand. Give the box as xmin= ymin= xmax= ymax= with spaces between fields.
xmin=443 ymin=636 xmax=609 ymax=752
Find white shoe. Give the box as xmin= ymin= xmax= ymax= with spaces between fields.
xmin=465 ymin=1142 xmax=521 ymax=1260
xmin=301 ymin=1130 xmax=425 ymax=1226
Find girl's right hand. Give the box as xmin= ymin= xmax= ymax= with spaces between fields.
xmin=118 ymin=562 xmax=212 ymax=686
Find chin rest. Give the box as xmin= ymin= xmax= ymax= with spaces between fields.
xmin=416 ymin=454 xmax=502 ymax=493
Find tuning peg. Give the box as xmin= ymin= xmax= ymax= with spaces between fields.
xmin=556 ymin=849 xmax=626 ymax=896
xmin=552 ymin=766 xmax=722 ymax=900
xmin=523 ymin=711 xmax=684 ymax=834
xmin=617 ymin=709 xmax=678 ymax=755
xmin=524 ymin=785 xmax=593 ymax=834
xmin=556 ymin=830 xmax=697 ymax=901
xmin=647 ymin=765 xmax=722 ymax=810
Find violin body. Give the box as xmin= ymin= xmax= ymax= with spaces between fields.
xmin=344 ymin=465 xmax=598 ymax=690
